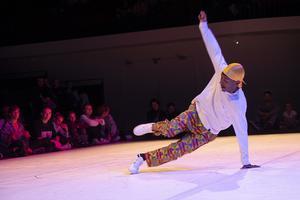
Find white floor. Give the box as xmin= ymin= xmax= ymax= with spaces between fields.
xmin=0 ymin=133 xmax=300 ymax=200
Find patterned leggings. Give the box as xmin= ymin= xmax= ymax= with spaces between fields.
xmin=144 ymin=103 xmax=217 ymax=167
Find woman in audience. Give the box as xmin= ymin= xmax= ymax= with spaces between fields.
xmin=80 ymin=104 xmax=108 ymax=145
xmin=97 ymin=105 xmax=121 ymax=143
xmin=0 ymin=105 xmax=32 ymax=157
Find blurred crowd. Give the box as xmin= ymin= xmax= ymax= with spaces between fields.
xmin=0 ymin=77 xmax=129 ymax=159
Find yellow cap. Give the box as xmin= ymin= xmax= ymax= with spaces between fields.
xmin=223 ymin=63 xmax=245 ymax=87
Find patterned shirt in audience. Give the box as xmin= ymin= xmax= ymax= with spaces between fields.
xmin=0 ymin=119 xmax=26 ymax=144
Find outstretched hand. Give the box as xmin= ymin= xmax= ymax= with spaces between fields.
xmin=198 ymin=10 xmax=207 ymax=22
xmin=241 ymin=164 xmax=260 ymax=169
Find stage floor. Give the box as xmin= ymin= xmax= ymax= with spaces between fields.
xmin=1 ymin=133 xmax=300 ymax=200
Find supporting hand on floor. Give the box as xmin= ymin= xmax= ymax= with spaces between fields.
xmin=241 ymin=164 xmax=260 ymax=169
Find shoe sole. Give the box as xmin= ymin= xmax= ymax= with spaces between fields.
xmin=133 ymin=126 xmax=145 ymax=136
xmin=133 ymin=124 xmax=153 ymax=136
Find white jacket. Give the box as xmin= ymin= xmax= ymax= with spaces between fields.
xmin=193 ymin=21 xmax=250 ymax=165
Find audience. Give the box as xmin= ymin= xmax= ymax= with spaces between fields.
xmin=147 ymin=98 xmax=166 ymax=122
xmin=0 ymin=101 xmax=121 ymax=158
xmin=0 ymin=74 xmax=299 ymax=160
xmin=32 ymin=107 xmax=57 ymax=153
xmin=251 ymin=91 xmax=280 ymax=131
xmin=165 ymin=102 xmax=179 ymax=120
xmin=80 ymin=104 xmax=108 ymax=145
xmin=96 ymin=105 xmax=121 ymax=143
xmin=67 ymin=111 xmax=88 ymax=147
xmin=0 ymin=76 xmax=128 ymax=159
xmin=52 ymin=112 xmax=72 ymax=150
xmin=0 ymin=105 xmax=32 ymax=157
xmin=280 ymin=103 xmax=299 ymax=130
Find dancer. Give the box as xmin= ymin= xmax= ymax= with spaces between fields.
xmin=129 ymin=11 xmax=260 ymax=174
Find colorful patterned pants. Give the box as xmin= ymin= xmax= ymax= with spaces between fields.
xmin=144 ymin=103 xmax=217 ymax=167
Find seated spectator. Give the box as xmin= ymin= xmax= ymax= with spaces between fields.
xmin=67 ymin=111 xmax=88 ymax=147
xmin=96 ymin=105 xmax=121 ymax=143
xmin=147 ymin=98 xmax=166 ymax=122
xmin=165 ymin=102 xmax=179 ymax=120
xmin=251 ymin=91 xmax=279 ymax=130
xmin=32 ymin=107 xmax=57 ymax=153
xmin=0 ymin=105 xmax=32 ymax=157
xmin=80 ymin=104 xmax=107 ymax=145
xmin=280 ymin=103 xmax=299 ymax=130
xmin=52 ymin=112 xmax=72 ymax=150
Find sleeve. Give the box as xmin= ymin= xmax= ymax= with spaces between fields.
xmin=80 ymin=115 xmax=99 ymax=127
xmin=232 ymin=107 xmax=250 ymax=166
xmin=199 ymin=22 xmax=228 ymax=72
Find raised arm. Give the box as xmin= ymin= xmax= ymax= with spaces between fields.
xmin=198 ymin=11 xmax=227 ymax=72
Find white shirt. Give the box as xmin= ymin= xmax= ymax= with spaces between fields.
xmin=80 ymin=114 xmax=100 ymax=127
xmin=192 ymin=21 xmax=250 ymax=165
xmin=283 ymin=110 xmax=297 ymax=120
xmin=80 ymin=114 xmax=105 ymax=127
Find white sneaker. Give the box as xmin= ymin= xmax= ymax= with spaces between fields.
xmin=133 ymin=123 xmax=154 ymax=136
xmin=129 ymin=155 xmax=144 ymax=174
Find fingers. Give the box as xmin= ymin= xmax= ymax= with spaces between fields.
xmin=198 ymin=10 xmax=207 ymax=22
xmin=200 ymin=10 xmax=205 ymax=17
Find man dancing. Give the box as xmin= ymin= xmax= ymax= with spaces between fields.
xmin=129 ymin=11 xmax=260 ymax=174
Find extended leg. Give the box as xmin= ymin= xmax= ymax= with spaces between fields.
xmin=134 ymin=103 xmax=207 ymax=137
xmin=144 ymin=131 xmax=216 ymax=167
